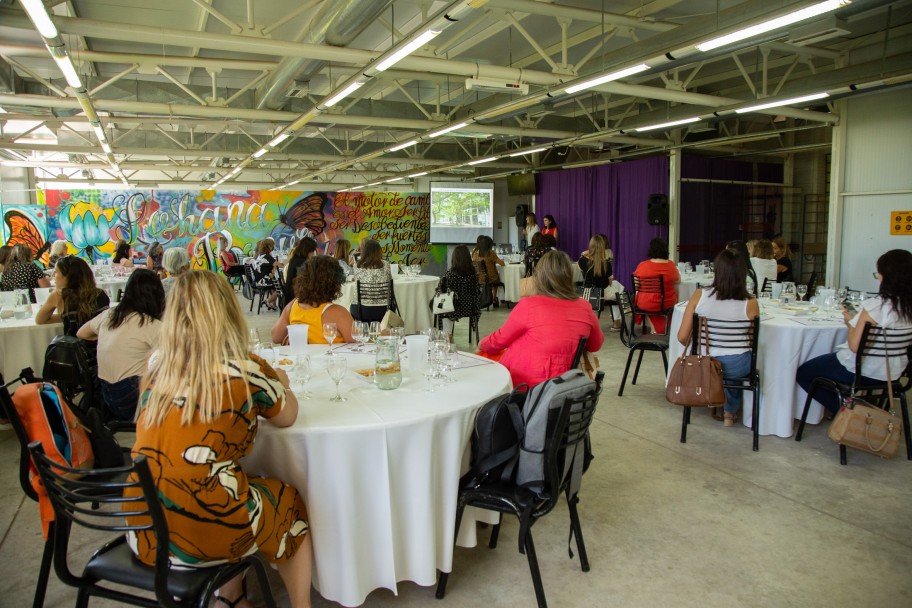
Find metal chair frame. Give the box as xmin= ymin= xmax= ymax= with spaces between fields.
xmin=615 ymin=291 xmax=669 ymax=396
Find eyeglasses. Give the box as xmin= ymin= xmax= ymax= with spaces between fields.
xmin=873 ymin=272 xmax=882 ymax=280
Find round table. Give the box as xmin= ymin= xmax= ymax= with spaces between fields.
xmin=497 ymin=263 xmax=584 ymax=303
xmin=677 ymin=272 xmax=714 ymax=303
xmin=667 ymin=302 xmax=848 ymax=437
xmin=336 ymin=275 xmax=438 ymax=334
xmin=0 ymin=315 xmax=64 ymax=379
xmin=243 ymin=345 xmax=512 ymax=607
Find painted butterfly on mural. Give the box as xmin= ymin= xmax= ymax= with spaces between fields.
xmin=4 ymin=210 xmax=51 ymax=264
xmin=278 ymin=193 xmax=327 ymax=238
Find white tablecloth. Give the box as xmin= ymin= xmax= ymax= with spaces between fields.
xmin=677 ymin=272 xmax=714 ymax=303
xmin=0 ymin=315 xmax=63 ymax=379
xmin=243 ymin=345 xmax=512 ymax=606
xmin=336 ymin=275 xmax=438 ymax=334
xmin=667 ymin=302 xmax=848 ymax=437
xmin=497 ymin=263 xmax=584 ymax=303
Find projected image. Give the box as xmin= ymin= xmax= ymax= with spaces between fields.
xmin=431 ymin=189 xmax=492 ymax=228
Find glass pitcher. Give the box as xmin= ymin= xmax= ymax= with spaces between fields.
xmin=13 ymin=289 xmax=31 ymax=319
xmin=374 ymin=335 xmax=402 ymax=390
xmin=781 ymin=282 xmax=796 ymax=306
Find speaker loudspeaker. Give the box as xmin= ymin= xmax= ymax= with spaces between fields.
xmin=647 ymin=194 xmax=669 ymax=225
xmin=515 ymin=204 xmax=529 ymax=228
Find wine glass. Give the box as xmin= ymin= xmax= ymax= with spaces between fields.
xmin=758 ymin=292 xmax=771 ymax=310
xmin=351 ymin=321 xmax=366 ymax=351
xmin=326 ymin=356 xmax=347 ymax=402
xmin=292 ymin=354 xmax=312 ymax=399
xmin=390 ymin=326 xmax=406 ymax=347
xmin=424 ymin=342 xmax=447 ymax=392
xmin=797 ymin=284 xmax=807 ymax=301
xmin=368 ymin=321 xmax=381 ymax=344
xmin=248 ymin=327 xmax=261 ymax=352
xmin=322 ymin=322 xmax=338 ymax=354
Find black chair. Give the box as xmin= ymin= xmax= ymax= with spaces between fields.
xmin=760 ymin=277 xmax=773 ymax=294
xmin=681 ymin=314 xmax=761 ymax=451
xmin=242 ymin=263 xmax=273 ymax=314
xmin=433 ymin=277 xmax=481 ymax=345
xmin=795 ymin=322 xmax=912 ymax=464
xmin=575 ymin=285 xmax=604 ymax=318
xmin=615 ymin=291 xmax=669 ymax=396
xmin=806 ymin=271 xmax=818 ymax=297
xmin=571 ymin=337 xmax=587 ymax=369
xmin=28 ymin=441 xmax=277 ymax=608
xmin=0 ymin=371 xmax=129 ymax=608
xmin=436 ymin=373 xmax=604 ymax=608
xmin=630 ymin=274 xmax=675 ymax=334
xmin=355 ymin=278 xmax=396 ymax=322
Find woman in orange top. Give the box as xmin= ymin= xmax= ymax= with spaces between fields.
xmin=272 ymin=255 xmax=355 ymax=345
xmin=632 ymin=237 xmax=680 ymax=334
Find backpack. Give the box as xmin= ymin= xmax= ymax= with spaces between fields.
xmin=42 ymin=335 xmax=99 ymax=415
xmin=462 ymin=386 xmax=527 ymax=488
xmin=12 ymin=382 xmax=95 ymax=537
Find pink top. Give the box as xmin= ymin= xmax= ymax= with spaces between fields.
xmin=479 ymin=295 xmax=604 ymax=387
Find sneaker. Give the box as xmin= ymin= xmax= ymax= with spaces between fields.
xmin=723 ymin=413 xmax=735 ymax=427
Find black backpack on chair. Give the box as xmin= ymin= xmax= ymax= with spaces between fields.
xmin=42 ymin=335 xmax=100 ymax=417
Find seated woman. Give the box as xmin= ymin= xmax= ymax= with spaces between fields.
xmin=727 ymin=240 xmax=758 ymax=295
xmin=523 ymin=233 xmax=549 ymax=277
xmin=472 ymin=235 xmax=505 ymax=307
xmin=478 ymin=250 xmax=604 ymax=387
xmin=632 ymin=237 xmax=680 ymax=334
xmin=350 ymin=239 xmax=391 ymax=322
xmin=797 ymin=249 xmax=912 ymax=415
xmin=749 ymin=239 xmax=778 ymax=294
xmin=333 ymin=238 xmax=353 ymax=276
xmin=578 ymin=235 xmax=623 ymax=331
xmin=36 ymin=255 xmax=110 ymax=336
xmin=772 ymin=236 xmax=794 ymax=282
xmin=48 ymin=240 xmax=69 ymax=268
xmin=251 ymin=239 xmax=281 ymax=310
xmin=113 ymin=241 xmax=135 ymax=267
xmin=217 ymin=234 xmax=246 ymax=278
xmin=125 ymin=270 xmax=312 ymax=608
xmin=434 ymin=245 xmax=480 ymax=336
xmin=0 ymin=244 xmax=12 ymax=274
xmin=145 ymin=241 xmax=165 ymax=276
xmin=77 ymin=269 xmax=164 ymax=421
xmin=0 ymin=244 xmax=51 ymax=299
xmin=160 ymin=247 xmax=191 ymax=294
xmin=282 ymin=237 xmax=318 ymax=306
xmin=676 ymin=250 xmax=759 ymax=427
xmin=272 ymin=255 xmax=355 ymax=345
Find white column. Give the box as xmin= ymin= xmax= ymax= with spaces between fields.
xmin=668 ymin=149 xmax=682 ymax=261
xmin=826 ymin=100 xmax=847 ymax=289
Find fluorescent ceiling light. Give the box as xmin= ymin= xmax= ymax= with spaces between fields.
xmin=111 ymin=163 xmax=120 ymax=172
xmin=375 ymin=29 xmax=441 ymax=72
xmin=268 ymin=133 xmax=290 ymax=147
xmin=634 ymin=117 xmax=700 ymax=132
xmin=367 ymin=182 xmax=382 ymax=187
xmin=21 ymin=0 xmax=58 ymax=38
xmin=385 ymin=177 xmax=404 ymax=183
xmin=252 ymin=148 xmax=268 ymax=158
xmin=565 ymin=63 xmax=650 ymax=95
xmin=323 ymin=81 xmax=364 ymax=108
xmin=736 ymin=92 xmax=829 ymax=113
xmin=14 ymin=137 xmax=56 ymax=145
xmin=468 ymin=156 xmax=497 ymax=165
xmin=509 ymin=147 xmax=547 ymax=157
xmin=101 ymin=143 xmax=112 ymax=154
xmin=408 ymin=171 xmax=428 ymax=178
xmin=695 ymin=0 xmax=851 ymax=52
xmin=53 ymin=55 xmax=82 ymax=88
xmin=390 ymin=139 xmax=418 ymax=152
xmin=92 ymin=124 xmax=106 ymax=143
xmin=429 ymin=121 xmax=470 ymax=138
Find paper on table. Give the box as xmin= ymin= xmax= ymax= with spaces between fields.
xmin=449 ymin=353 xmax=495 ymax=369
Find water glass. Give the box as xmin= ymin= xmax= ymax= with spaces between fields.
xmin=797 ymin=284 xmax=807 ymax=301
xmin=368 ymin=321 xmax=381 ymax=343
xmin=758 ymin=292 xmax=771 ymax=310
xmin=322 ymin=322 xmax=338 ymax=353
xmin=351 ymin=321 xmax=367 ymax=351
xmin=248 ymin=328 xmax=262 ymax=352
xmin=390 ymin=326 xmax=406 ymax=346
xmin=326 ymin=355 xmax=347 ymax=402
xmin=292 ymin=354 xmax=312 ymax=399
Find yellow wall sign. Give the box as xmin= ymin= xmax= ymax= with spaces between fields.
xmin=890 ymin=211 xmax=912 ymax=235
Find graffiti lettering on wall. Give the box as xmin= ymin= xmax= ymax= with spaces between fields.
xmin=0 ymin=189 xmax=446 ymax=274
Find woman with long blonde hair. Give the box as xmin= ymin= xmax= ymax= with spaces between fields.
xmin=479 ymin=250 xmax=603 ymax=387
xmin=128 ymin=271 xmax=313 ymax=608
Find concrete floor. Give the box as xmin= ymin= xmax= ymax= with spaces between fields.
xmin=1 ymin=295 xmax=911 ymax=607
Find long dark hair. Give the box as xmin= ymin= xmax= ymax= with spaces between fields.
xmin=726 ymin=240 xmax=757 ymax=290
xmin=56 ymin=256 xmax=102 ymax=323
xmin=451 ymin=245 xmax=474 ymax=276
xmin=709 ymin=249 xmax=750 ymax=301
xmin=359 ymin=239 xmax=384 ymax=269
xmin=113 ymin=242 xmax=131 ymax=263
xmin=878 ymin=249 xmax=912 ymax=322
xmin=543 ymin=214 xmax=557 ymax=228
xmin=291 ymin=236 xmax=318 ymax=259
xmin=477 ymin=235 xmax=494 ymax=257
xmin=108 ymin=269 xmax=166 ymax=329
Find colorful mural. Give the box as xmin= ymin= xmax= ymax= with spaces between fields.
xmin=0 ymin=189 xmax=446 ymax=274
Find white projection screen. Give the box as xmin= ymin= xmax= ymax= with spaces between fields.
xmin=429 ymin=182 xmax=494 ymax=244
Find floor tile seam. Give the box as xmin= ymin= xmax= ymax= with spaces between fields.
xmin=0 ymin=494 xmax=28 ymax=550
xmin=594 ymin=417 xmax=912 ymax=551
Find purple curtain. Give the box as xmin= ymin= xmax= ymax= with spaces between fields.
xmin=536 ymin=156 xmax=668 ymax=287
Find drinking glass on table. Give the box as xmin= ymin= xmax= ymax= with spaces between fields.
xmin=424 ymin=342 xmax=448 ymax=392
xmin=390 ymin=326 xmax=406 ymax=346
xmin=351 ymin=321 xmax=367 ymax=351
xmin=248 ymin=328 xmax=262 ymax=352
xmin=292 ymin=354 xmax=312 ymax=399
xmin=758 ymin=292 xmax=771 ymax=310
xmin=797 ymin=284 xmax=807 ymax=301
xmin=368 ymin=321 xmax=381 ymax=343
xmin=322 ymin=322 xmax=338 ymax=354
xmin=326 ymin=355 xmax=347 ymax=402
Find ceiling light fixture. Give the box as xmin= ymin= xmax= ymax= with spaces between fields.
xmin=252 ymin=148 xmax=268 ymax=158
xmin=268 ymin=133 xmax=290 ymax=147
xmin=428 ymin=121 xmax=470 ymax=138
xmin=736 ymin=92 xmax=830 ymax=113
xmin=468 ymin=156 xmax=497 ymax=165
xmin=375 ymin=29 xmax=441 ymax=72
xmin=564 ymin=63 xmax=650 ymax=95
xmin=323 ymin=81 xmax=364 ymax=108
xmin=508 ymin=147 xmax=547 ymax=157
xmin=91 ymin=124 xmax=106 ymax=143
xmin=101 ymin=143 xmax=112 ymax=154
xmin=408 ymin=171 xmax=429 ymax=178
xmin=633 ymin=117 xmax=700 ymax=132
xmin=20 ymin=0 xmax=59 ymax=38
xmin=52 ymin=55 xmax=83 ymax=88
xmin=385 ymin=177 xmax=404 ymax=183
xmin=390 ymin=139 xmax=418 ymax=152
xmin=695 ymin=0 xmax=851 ymax=52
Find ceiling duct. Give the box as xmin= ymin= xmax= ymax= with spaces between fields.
xmin=257 ymin=0 xmax=393 ymax=111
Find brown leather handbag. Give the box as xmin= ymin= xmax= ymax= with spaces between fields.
xmin=827 ymin=330 xmax=903 ymax=459
xmin=665 ymin=318 xmax=725 ymax=406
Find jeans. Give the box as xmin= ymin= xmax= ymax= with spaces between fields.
xmin=99 ymin=376 xmax=141 ymax=421
xmin=796 ymin=353 xmax=880 ymax=415
xmin=716 ymin=352 xmax=753 ymax=414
